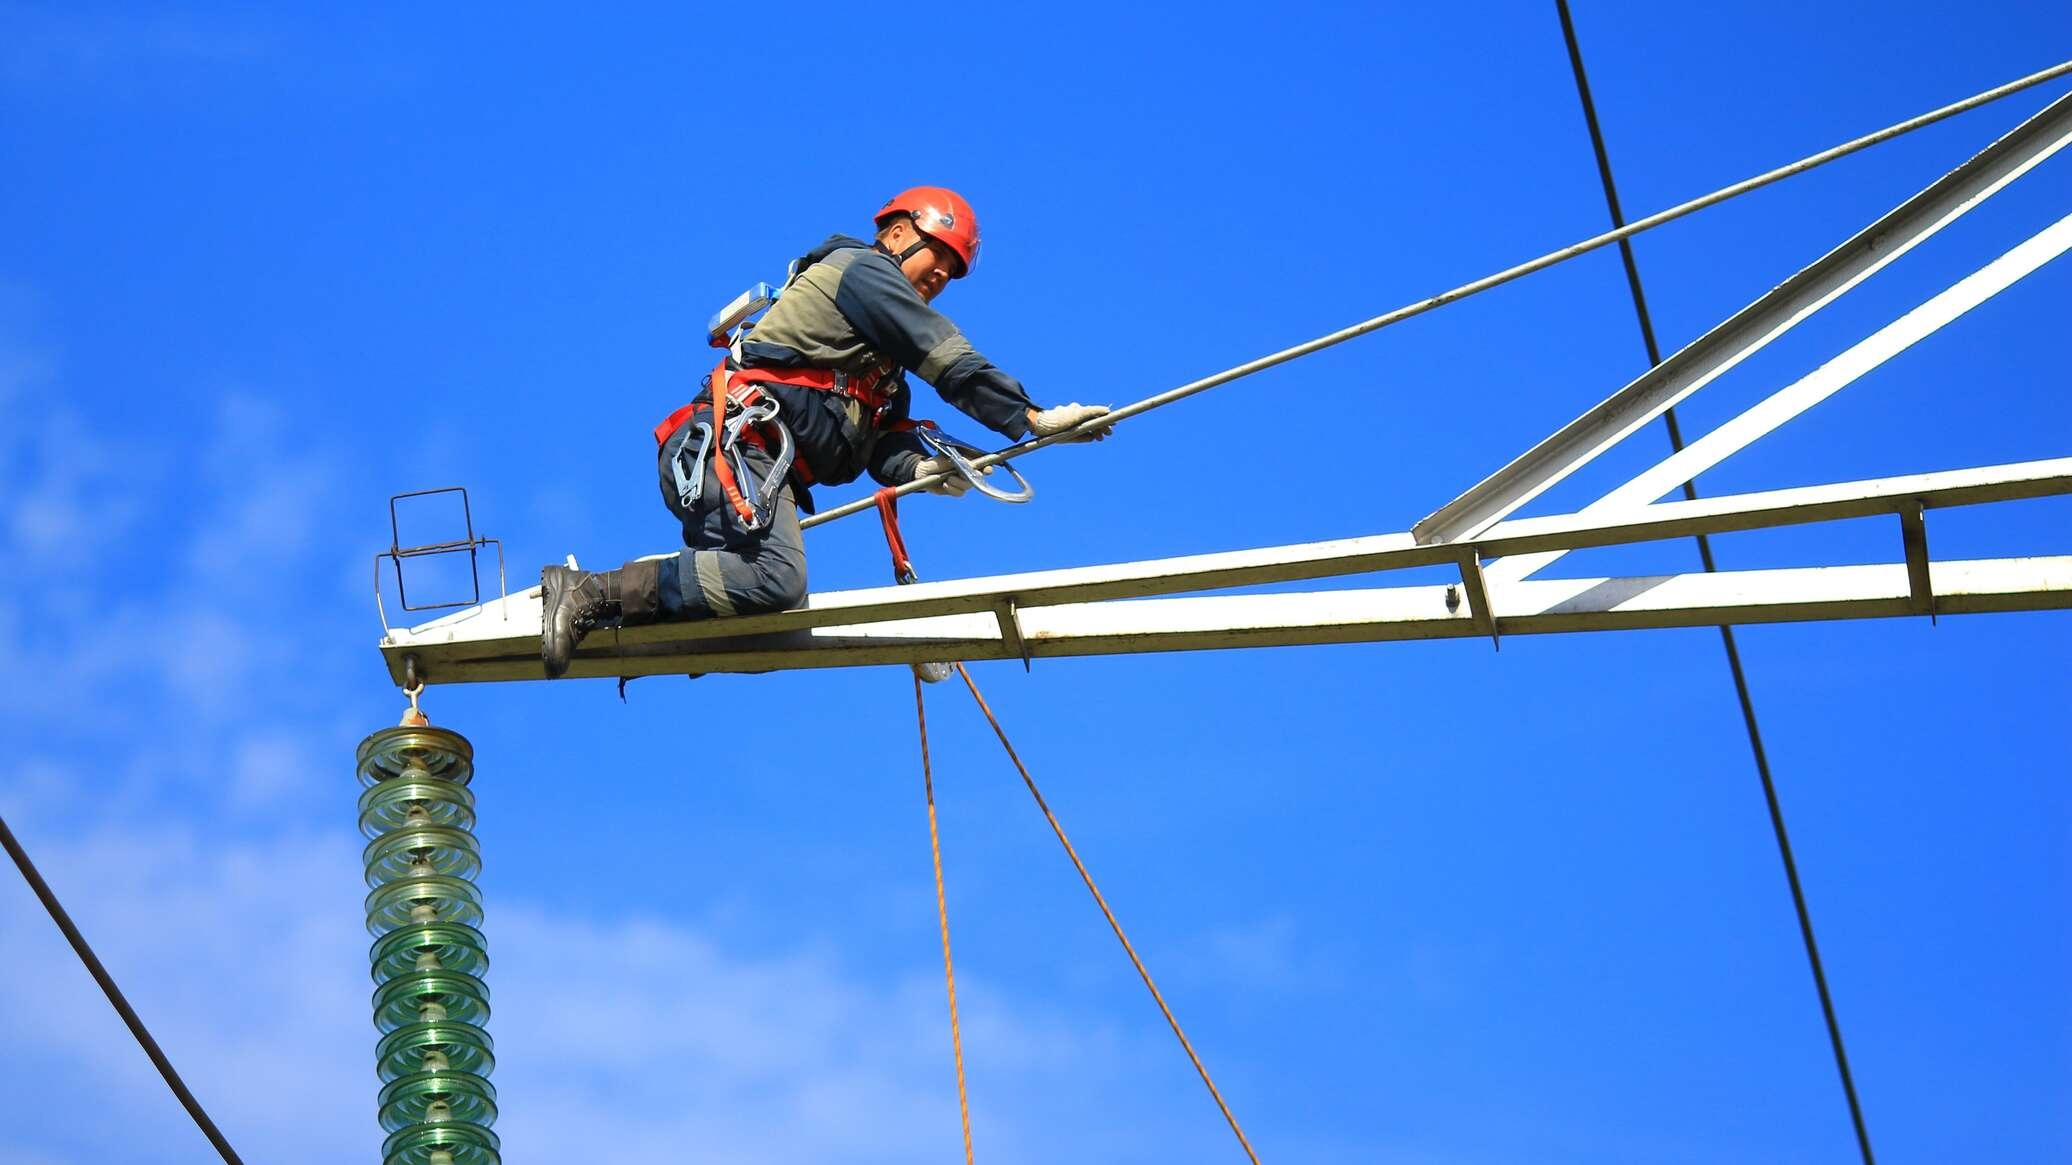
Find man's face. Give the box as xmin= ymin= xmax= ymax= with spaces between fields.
xmin=890 ymin=221 xmax=960 ymax=302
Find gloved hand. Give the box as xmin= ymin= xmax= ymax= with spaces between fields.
xmin=913 ymin=453 xmax=986 ymax=497
xmin=1027 ymin=402 xmax=1114 ymax=443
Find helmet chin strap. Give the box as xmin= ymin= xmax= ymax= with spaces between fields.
xmin=876 ymin=237 xmax=933 ymax=267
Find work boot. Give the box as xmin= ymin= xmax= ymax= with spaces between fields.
xmin=540 ymin=565 xmax=621 ymax=679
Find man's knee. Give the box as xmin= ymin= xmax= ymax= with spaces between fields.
xmin=743 ymin=548 xmax=808 ymax=612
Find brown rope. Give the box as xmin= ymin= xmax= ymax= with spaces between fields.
xmin=914 ymin=671 xmax=976 ymax=1165
xmin=952 ymin=663 xmax=1262 ymax=1164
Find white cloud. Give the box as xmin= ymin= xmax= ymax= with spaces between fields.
xmin=227 ymin=729 xmax=320 ymax=810
xmin=0 ymin=817 xmax=1201 ymax=1165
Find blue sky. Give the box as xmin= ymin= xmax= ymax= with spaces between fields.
xmin=1 ymin=3 xmax=2067 ymax=1162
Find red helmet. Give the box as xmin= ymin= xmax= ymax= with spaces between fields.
xmin=875 ymin=186 xmax=980 ymax=277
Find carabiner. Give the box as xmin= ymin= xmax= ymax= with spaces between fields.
xmin=722 ymin=395 xmax=798 ymax=532
xmin=671 ymin=419 xmax=717 ymax=510
xmin=918 ymin=428 xmax=1034 ymax=504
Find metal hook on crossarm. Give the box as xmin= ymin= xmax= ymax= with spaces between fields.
xmin=919 ymin=428 xmax=1034 ymax=504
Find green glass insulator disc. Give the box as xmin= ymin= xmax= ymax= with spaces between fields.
xmin=370 ymin=923 xmax=489 ymax=984
xmin=359 ymin=778 xmax=476 ymax=839
xmin=377 ymin=1069 xmax=498 ymax=1133
xmin=373 ymin=969 xmax=491 ymax=1034
xmin=366 ymin=875 xmax=484 ymax=937
xmin=363 ymin=826 xmax=482 ymax=888
xmin=381 ymin=1120 xmax=500 ymax=1165
xmin=357 ymin=726 xmax=474 ymax=790
xmin=376 ymin=1020 xmax=494 ymax=1083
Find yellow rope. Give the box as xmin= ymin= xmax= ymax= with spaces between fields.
xmin=914 ymin=672 xmax=976 ymax=1165
xmin=952 ymin=663 xmax=1262 ymax=1164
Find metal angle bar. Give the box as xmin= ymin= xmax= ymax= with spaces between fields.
xmin=804 ymin=65 xmax=2072 ymax=531
xmin=383 ymin=459 xmax=2072 ymax=684
xmin=1900 ymin=503 xmax=1936 ymax=618
xmin=398 ymin=557 xmax=2072 ymax=682
xmin=1456 ymin=548 xmax=1500 ymax=649
xmin=993 ymin=598 xmax=1033 ymax=669
xmin=1488 ymin=212 xmax=2072 ymax=584
xmin=1414 ymin=90 xmax=2072 ymax=548
xmin=1482 ymin=458 xmax=2072 ymax=553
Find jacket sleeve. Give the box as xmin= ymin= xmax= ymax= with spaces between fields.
xmin=867 ymin=429 xmax=929 ymax=487
xmin=832 ymin=252 xmax=1036 ymax=440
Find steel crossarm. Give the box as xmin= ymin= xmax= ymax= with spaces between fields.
xmin=381 ymin=458 xmax=2072 ymax=685
xmin=385 ymin=556 xmax=2072 ymax=682
xmin=1414 ymin=89 xmax=2072 ymax=548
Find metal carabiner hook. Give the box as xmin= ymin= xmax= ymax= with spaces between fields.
xmin=672 ymin=419 xmax=717 ymax=510
xmin=918 ymin=428 xmax=1034 ymax=504
xmin=723 ymin=396 xmax=798 ymax=532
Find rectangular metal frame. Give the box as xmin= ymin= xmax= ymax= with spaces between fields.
xmin=374 ymin=486 xmax=507 ymax=633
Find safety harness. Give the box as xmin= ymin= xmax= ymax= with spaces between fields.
xmin=653 ymin=263 xmax=1031 ymax=530
xmin=654 ymin=356 xmax=902 ymax=530
xmin=653 ymin=262 xmax=902 ymax=530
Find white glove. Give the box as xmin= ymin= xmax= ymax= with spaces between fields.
xmin=1028 ymin=402 xmax=1114 ymax=442
xmin=913 ymin=453 xmax=985 ymax=497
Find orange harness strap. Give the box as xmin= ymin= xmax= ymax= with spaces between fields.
xmin=653 ymin=359 xmax=897 ymax=447
xmin=873 ymin=488 xmax=917 ymax=585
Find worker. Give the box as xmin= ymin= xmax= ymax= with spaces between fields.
xmin=540 ymin=186 xmax=1113 ymax=678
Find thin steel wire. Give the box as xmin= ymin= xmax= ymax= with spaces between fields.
xmin=952 ymin=663 xmax=1263 ymax=1165
xmin=914 ymin=672 xmax=977 ymax=1165
xmin=802 ymin=56 xmax=2072 ymax=529
xmin=0 ymin=813 xmax=248 ymax=1165
xmin=1553 ymin=6 xmax=1877 ymax=1162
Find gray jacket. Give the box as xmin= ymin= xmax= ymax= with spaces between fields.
xmin=731 ymin=235 xmax=1037 ymax=505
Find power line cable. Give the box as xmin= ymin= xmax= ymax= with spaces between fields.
xmin=1551 ymin=5 xmax=1878 ymax=1162
xmin=0 ymin=813 xmax=249 ymax=1165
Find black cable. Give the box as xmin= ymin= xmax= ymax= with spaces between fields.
xmin=0 ymin=813 xmax=248 ymax=1165
xmin=1551 ymin=5 xmax=1878 ymax=1163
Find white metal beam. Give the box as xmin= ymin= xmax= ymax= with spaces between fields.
xmin=1413 ymin=90 xmax=2072 ymax=547
xmin=382 ymin=459 xmax=2072 ymax=685
xmin=388 ymin=556 xmax=2072 ymax=684
xmin=1486 ymin=210 xmax=2072 ymax=584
